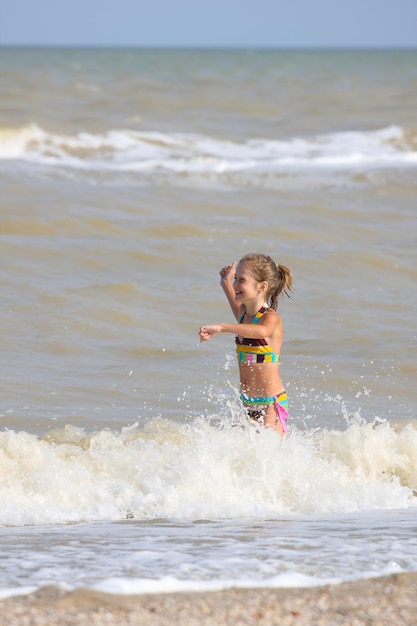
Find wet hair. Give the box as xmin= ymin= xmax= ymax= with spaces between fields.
xmin=240 ymin=253 xmax=293 ymax=310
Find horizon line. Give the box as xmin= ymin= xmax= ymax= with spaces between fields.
xmin=1 ymin=43 xmax=416 ymax=51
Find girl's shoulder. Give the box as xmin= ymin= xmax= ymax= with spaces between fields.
xmin=264 ymin=307 xmax=280 ymax=319
xmin=261 ymin=308 xmax=281 ymax=326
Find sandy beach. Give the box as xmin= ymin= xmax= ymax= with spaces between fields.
xmin=0 ymin=572 xmax=416 ymax=626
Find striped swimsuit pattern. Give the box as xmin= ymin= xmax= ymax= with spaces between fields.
xmin=235 ymin=305 xmax=280 ymax=364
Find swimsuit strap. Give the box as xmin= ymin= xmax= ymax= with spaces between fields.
xmin=239 ymin=304 xmax=269 ymax=324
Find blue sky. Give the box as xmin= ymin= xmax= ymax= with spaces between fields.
xmin=1 ymin=0 xmax=416 ymax=48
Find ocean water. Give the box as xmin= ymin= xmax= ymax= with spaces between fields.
xmin=0 ymin=47 xmax=417 ymax=597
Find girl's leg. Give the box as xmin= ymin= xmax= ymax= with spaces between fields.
xmin=263 ymin=404 xmax=285 ymax=435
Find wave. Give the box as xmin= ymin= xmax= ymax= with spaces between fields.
xmin=1 ymin=417 xmax=416 ymax=526
xmin=0 ymin=124 xmax=416 ymax=180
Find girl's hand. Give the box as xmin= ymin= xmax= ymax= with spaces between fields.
xmin=219 ymin=262 xmax=236 ymax=285
xmin=199 ymin=325 xmax=222 ymax=342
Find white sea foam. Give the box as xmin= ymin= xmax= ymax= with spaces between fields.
xmin=85 ymin=560 xmax=406 ymax=596
xmin=91 ymin=572 xmax=339 ymax=595
xmin=0 ymin=586 xmax=38 ymax=600
xmin=0 ymin=515 xmax=414 ymax=598
xmin=1 ymin=418 xmax=416 ymax=527
xmin=0 ymin=124 xmax=415 ymax=177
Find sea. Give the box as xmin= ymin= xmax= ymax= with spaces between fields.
xmin=1 ymin=47 xmax=417 ymax=599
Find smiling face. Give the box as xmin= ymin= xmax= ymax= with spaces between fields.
xmin=233 ymin=261 xmax=267 ymax=306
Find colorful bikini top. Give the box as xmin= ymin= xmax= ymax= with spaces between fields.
xmin=235 ymin=305 xmax=280 ymax=364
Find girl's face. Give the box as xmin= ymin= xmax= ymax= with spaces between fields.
xmin=233 ymin=262 xmax=265 ymax=302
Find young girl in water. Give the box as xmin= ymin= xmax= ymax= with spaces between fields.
xmin=199 ymin=253 xmax=293 ymax=434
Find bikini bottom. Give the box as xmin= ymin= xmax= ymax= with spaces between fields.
xmin=240 ymin=391 xmax=289 ymax=433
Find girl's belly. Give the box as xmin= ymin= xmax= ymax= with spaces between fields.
xmin=238 ymin=362 xmax=284 ymax=397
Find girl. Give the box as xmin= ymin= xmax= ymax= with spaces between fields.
xmin=199 ymin=253 xmax=293 ymax=434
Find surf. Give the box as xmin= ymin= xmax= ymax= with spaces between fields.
xmin=1 ymin=416 xmax=416 ymax=527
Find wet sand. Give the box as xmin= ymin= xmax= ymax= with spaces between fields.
xmin=0 ymin=572 xmax=416 ymax=626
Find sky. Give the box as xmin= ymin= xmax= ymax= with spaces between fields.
xmin=1 ymin=0 xmax=416 ymax=48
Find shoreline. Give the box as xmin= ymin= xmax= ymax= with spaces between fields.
xmin=0 ymin=572 xmax=416 ymax=626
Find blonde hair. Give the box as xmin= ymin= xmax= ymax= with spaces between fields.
xmin=240 ymin=253 xmax=293 ymax=310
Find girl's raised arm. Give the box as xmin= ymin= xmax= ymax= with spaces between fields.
xmin=219 ymin=262 xmax=239 ymax=320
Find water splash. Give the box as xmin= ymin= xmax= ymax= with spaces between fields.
xmin=1 ymin=414 xmax=416 ymax=527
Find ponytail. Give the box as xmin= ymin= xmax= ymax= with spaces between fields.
xmin=270 ymin=264 xmax=293 ymax=310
